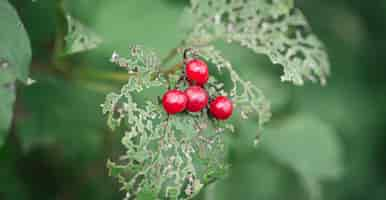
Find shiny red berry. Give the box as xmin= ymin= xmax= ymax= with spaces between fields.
xmin=185 ymin=86 xmax=209 ymax=112
xmin=210 ymin=96 xmax=233 ymax=120
xmin=185 ymin=59 xmax=209 ymax=85
xmin=162 ymin=90 xmax=188 ymax=114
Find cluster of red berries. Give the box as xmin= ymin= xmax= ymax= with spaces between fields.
xmin=162 ymin=59 xmax=233 ymax=120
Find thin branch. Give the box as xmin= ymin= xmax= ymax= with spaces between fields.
xmin=160 ymin=62 xmax=184 ymax=76
xmin=160 ymin=47 xmax=179 ymax=66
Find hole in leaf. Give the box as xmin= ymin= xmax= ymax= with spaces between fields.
xmin=0 ymin=59 xmax=9 ymax=70
xmin=79 ymin=37 xmax=85 ymax=43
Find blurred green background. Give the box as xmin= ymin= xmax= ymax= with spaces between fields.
xmin=1 ymin=0 xmax=386 ymax=199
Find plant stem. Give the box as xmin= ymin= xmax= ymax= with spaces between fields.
xmin=160 ymin=62 xmax=184 ymax=76
xmin=77 ymin=61 xmax=184 ymax=83
xmin=77 ymin=44 xmax=186 ymax=82
xmin=53 ymin=0 xmax=66 ymax=62
xmin=52 ymin=0 xmax=74 ymax=78
xmin=160 ymin=39 xmax=187 ymax=66
xmin=77 ymin=68 xmax=138 ymax=82
xmin=161 ymin=47 xmax=179 ymax=66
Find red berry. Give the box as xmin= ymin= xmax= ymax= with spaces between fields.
xmin=185 ymin=59 xmax=209 ymax=85
xmin=162 ymin=90 xmax=188 ymax=114
xmin=210 ymin=96 xmax=233 ymax=120
xmin=185 ymin=86 xmax=209 ymax=112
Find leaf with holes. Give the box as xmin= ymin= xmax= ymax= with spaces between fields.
xmin=64 ymin=15 xmax=102 ymax=55
xmin=185 ymin=0 xmax=330 ymax=85
xmin=103 ymin=46 xmax=238 ymax=199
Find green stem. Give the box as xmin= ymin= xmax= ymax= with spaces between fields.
xmin=53 ymin=0 xmax=67 ymax=62
xmin=75 ymin=43 xmax=187 ymax=82
xmin=77 ymin=68 xmax=138 ymax=81
xmin=161 ymin=47 xmax=179 ymax=66
xmin=160 ymin=62 xmax=184 ymax=76
xmin=77 ymin=61 xmax=183 ymax=83
xmin=52 ymin=0 xmax=73 ymax=77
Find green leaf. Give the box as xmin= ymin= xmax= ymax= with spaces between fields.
xmin=0 ymin=140 xmax=29 ymax=200
xmin=0 ymin=0 xmax=31 ymax=148
xmin=17 ymin=76 xmax=105 ymax=161
xmin=137 ymin=186 xmax=158 ymax=200
xmin=92 ymin=0 xmax=186 ymax=55
xmin=64 ymin=14 xmax=102 ymax=55
xmin=103 ymin=46 xmax=232 ymax=199
xmin=207 ymin=153 xmax=308 ymax=200
xmin=187 ymin=0 xmax=330 ymax=85
xmin=262 ymin=114 xmax=343 ymax=198
xmin=0 ymin=84 xmax=15 ymax=147
xmin=0 ymin=0 xmax=31 ymax=84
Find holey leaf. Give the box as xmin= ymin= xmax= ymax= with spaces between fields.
xmin=102 ymin=46 xmax=267 ymax=200
xmin=196 ymin=46 xmax=271 ymax=135
xmin=64 ymin=15 xmax=102 ymax=54
xmin=0 ymin=0 xmax=31 ymax=147
xmin=185 ymin=0 xmax=330 ymax=85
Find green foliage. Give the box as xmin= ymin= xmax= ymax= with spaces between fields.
xmin=0 ymin=84 xmax=15 ymax=147
xmin=262 ymin=114 xmax=343 ymax=199
xmin=263 ymin=114 xmax=343 ymax=180
xmin=185 ymin=0 xmax=329 ymax=85
xmin=0 ymin=0 xmax=31 ymax=147
xmin=3 ymin=0 xmax=385 ymax=200
xmin=103 ymin=46 xmax=231 ymax=199
xmin=0 ymin=141 xmax=29 ymax=200
xmin=103 ymin=0 xmax=332 ymax=199
xmin=17 ymin=76 xmax=105 ymax=160
xmin=205 ymin=153 xmax=309 ymax=200
xmin=195 ymin=46 xmax=271 ymax=136
xmin=64 ymin=14 xmax=102 ymax=55
xmin=0 ymin=0 xmax=31 ymax=84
